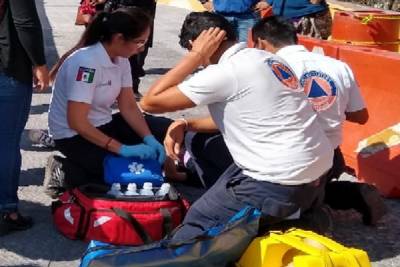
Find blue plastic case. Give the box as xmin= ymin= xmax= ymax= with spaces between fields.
xmin=103 ymin=155 xmax=164 ymax=187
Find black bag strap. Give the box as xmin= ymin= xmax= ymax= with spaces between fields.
xmin=160 ymin=208 xmax=173 ymax=237
xmin=112 ymin=207 xmax=153 ymax=244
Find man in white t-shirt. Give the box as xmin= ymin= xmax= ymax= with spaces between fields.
xmin=140 ymin=12 xmax=333 ymax=240
xmin=251 ymin=16 xmax=386 ymax=225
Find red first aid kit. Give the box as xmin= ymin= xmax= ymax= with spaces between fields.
xmin=52 ymin=184 xmax=189 ymax=245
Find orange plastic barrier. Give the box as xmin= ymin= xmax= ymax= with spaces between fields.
xmin=338 ymin=46 xmax=400 ymax=197
xmin=331 ymin=11 xmax=400 ymax=52
xmin=298 ymin=35 xmax=340 ymax=59
xmin=297 ymin=37 xmax=400 ymax=197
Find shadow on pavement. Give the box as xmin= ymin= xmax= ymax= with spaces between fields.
xmin=331 ymin=199 xmax=400 ymax=261
xmin=0 ymin=200 xmax=87 ymax=262
xmin=29 ymin=103 xmax=50 ymax=115
xmin=145 ymin=67 xmax=171 ymax=75
xmin=20 ymin=167 xmax=45 ymax=186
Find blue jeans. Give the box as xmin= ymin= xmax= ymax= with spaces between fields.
xmin=220 ymin=12 xmax=259 ymax=42
xmin=0 ymin=74 xmax=32 ymax=213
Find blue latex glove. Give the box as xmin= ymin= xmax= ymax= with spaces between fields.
xmin=119 ymin=143 xmax=157 ymax=160
xmin=143 ymin=135 xmax=166 ymax=164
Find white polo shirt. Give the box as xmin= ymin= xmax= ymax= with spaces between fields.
xmin=178 ymin=43 xmax=333 ymax=185
xmin=277 ymin=45 xmax=366 ymax=148
xmin=48 ymin=42 xmax=132 ymax=139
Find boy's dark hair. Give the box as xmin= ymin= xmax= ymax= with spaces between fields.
xmin=252 ymin=16 xmax=298 ymax=48
xmin=179 ymin=11 xmax=237 ymax=49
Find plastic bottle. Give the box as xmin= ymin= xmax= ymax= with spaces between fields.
xmin=155 ymin=183 xmax=171 ymax=197
xmin=125 ymin=183 xmax=139 ymax=196
xmin=107 ymin=183 xmax=123 ymax=197
xmin=139 ymin=182 xmax=154 ymax=196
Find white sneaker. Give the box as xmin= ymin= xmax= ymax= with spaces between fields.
xmin=28 ymin=129 xmax=55 ymax=148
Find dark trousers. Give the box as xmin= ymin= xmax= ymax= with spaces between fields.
xmin=185 ymin=132 xmax=368 ymax=212
xmin=184 ymin=132 xmax=233 ymax=188
xmin=172 ymin=163 xmax=326 ymax=241
xmin=130 ymin=44 xmax=149 ymax=93
xmin=55 ymin=113 xmax=172 ymax=187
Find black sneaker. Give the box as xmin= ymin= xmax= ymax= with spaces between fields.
xmin=0 ymin=212 xmax=33 ymax=236
xmin=359 ymin=184 xmax=387 ymax=226
xmin=266 ymin=205 xmax=333 ymax=236
xmin=43 ymin=155 xmax=66 ymax=199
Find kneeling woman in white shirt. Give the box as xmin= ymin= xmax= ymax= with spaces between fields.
xmin=47 ymin=8 xmax=167 ymax=189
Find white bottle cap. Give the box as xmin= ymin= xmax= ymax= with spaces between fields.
xmin=160 ymin=183 xmax=171 ymax=190
xmin=112 ymin=183 xmax=121 ymax=191
xmin=127 ymin=183 xmax=137 ymax=191
xmin=143 ymin=182 xmax=153 ymax=190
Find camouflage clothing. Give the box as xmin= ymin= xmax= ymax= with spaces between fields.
xmin=293 ymin=9 xmax=332 ymax=40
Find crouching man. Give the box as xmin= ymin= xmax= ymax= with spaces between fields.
xmin=140 ymin=12 xmax=333 ymax=240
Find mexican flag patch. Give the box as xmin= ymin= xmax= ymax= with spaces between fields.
xmin=76 ymin=67 xmax=95 ymax=83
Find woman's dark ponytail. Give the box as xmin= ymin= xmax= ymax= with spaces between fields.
xmin=50 ymin=8 xmax=151 ymax=82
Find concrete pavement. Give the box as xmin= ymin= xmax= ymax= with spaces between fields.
xmin=0 ymin=1 xmax=399 ymax=266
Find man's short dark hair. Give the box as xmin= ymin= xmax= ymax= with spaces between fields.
xmin=179 ymin=11 xmax=237 ymax=49
xmin=252 ymin=16 xmax=298 ymax=48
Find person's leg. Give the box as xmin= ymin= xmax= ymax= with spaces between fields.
xmin=171 ymin=164 xmax=247 ymax=241
xmin=129 ymin=47 xmax=148 ymax=99
xmin=324 ymin=147 xmax=387 ymax=225
xmin=126 ymin=2 xmax=156 ymax=99
xmin=235 ymin=12 xmax=259 ymax=42
xmin=312 ymin=9 xmax=332 ymax=40
xmin=325 ymin=180 xmax=387 ymax=225
xmin=54 ymin=134 xmax=110 ymax=186
xmin=47 ymin=114 xmax=142 ymax=188
xmin=110 ymin=113 xmax=173 ymax=144
xmin=172 ymin=163 xmax=326 ymax=241
xmin=294 ymin=9 xmax=332 ymax=40
xmin=221 ymin=14 xmax=239 ymax=40
xmin=0 ymin=74 xmax=33 ymax=235
xmin=184 ymin=132 xmax=233 ymax=188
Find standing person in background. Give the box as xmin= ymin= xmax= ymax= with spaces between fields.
xmin=264 ymin=0 xmax=332 ymax=39
xmin=199 ymin=0 xmax=260 ymax=42
xmin=0 ymin=0 xmax=49 ymax=236
xmin=102 ymin=0 xmax=157 ymax=100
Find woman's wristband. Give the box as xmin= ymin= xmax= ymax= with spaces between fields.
xmin=104 ymin=137 xmax=113 ymax=150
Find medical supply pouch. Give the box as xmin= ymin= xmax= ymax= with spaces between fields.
xmin=52 ymin=184 xmax=189 ymax=246
xmin=79 ymin=207 xmax=261 ymax=267
xmin=238 ymin=228 xmax=371 ymax=267
xmin=104 ymin=155 xmax=164 ymax=187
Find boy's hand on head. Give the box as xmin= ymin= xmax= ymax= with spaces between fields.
xmin=191 ymin=27 xmax=226 ymax=64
